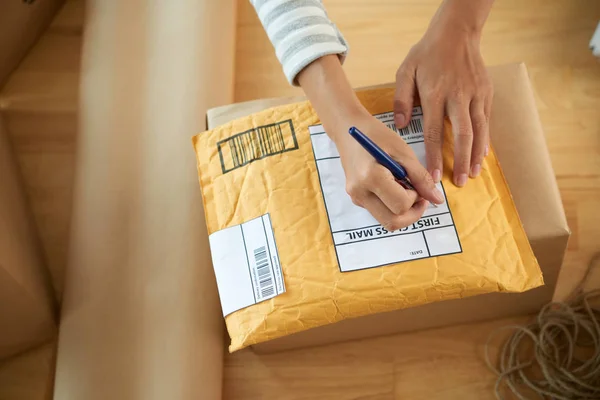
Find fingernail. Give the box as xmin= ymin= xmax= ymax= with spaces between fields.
xmin=395 ymin=113 xmax=405 ymax=127
xmin=471 ymin=164 xmax=481 ymax=177
xmin=432 ymin=169 xmax=441 ymax=183
xmin=485 ymin=145 xmax=489 ymax=157
xmin=433 ymin=188 xmax=445 ymax=204
xmin=455 ymin=173 xmax=468 ymax=187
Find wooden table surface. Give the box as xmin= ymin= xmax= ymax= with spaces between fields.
xmin=0 ymin=0 xmax=599 ymax=399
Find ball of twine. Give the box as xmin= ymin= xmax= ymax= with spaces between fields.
xmin=486 ymin=290 xmax=600 ymax=399
xmin=485 ymin=258 xmax=600 ymax=400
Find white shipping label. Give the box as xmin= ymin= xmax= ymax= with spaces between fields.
xmin=309 ymin=106 xmax=462 ymax=272
xmin=208 ymin=214 xmax=285 ymax=316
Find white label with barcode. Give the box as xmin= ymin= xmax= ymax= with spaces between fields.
xmin=208 ymin=214 xmax=285 ymax=316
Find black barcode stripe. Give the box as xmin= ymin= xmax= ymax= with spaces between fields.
xmin=254 ymin=246 xmax=274 ymax=298
xmin=409 ymin=118 xmax=423 ymax=133
xmin=227 ymin=123 xmax=290 ymax=169
xmin=260 ymin=126 xmax=269 ymax=156
xmin=276 ymin=125 xmax=285 ymax=152
xmin=385 ymin=116 xmax=424 ymax=137
xmin=251 ymin=129 xmax=259 ymax=160
xmin=258 ymin=127 xmax=267 ymax=156
xmin=265 ymin=126 xmax=274 ymax=154
xmin=218 ymin=120 xmax=299 ymax=174
xmin=230 ymin=138 xmax=238 ymax=167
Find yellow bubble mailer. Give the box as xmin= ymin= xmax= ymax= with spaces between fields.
xmin=192 ymin=87 xmax=543 ymax=352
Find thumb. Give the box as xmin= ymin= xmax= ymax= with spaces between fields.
xmin=394 ymin=63 xmax=416 ymax=129
xmin=403 ymin=158 xmax=445 ymax=205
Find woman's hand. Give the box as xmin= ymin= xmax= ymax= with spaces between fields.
xmin=298 ymin=55 xmax=444 ymax=230
xmin=334 ymin=111 xmax=445 ymax=230
xmin=393 ymin=0 xmax=494 ymax=187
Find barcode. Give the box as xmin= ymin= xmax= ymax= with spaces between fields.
xmin=254 ymin=246 xmax=274 ymax=298
xmin=217 ymin=120 xmax=298 ymax=174
xmin=385 ymin=117 xmax=423 ymax=137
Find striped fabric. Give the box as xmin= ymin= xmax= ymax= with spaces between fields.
xmin=250 ymin=0 xmax=349 ymax=85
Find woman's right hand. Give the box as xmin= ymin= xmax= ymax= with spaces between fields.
xmin=330 ymin=110 xmax=445 ymax=230
xmin=298 ymin=55 xmax=444 ymax=230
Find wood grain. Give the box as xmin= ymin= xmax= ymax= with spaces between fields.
xmin=224 ymin=316 xmax=529 ymax=400
xmin=0 ymin=0 xmax=598 ymax=399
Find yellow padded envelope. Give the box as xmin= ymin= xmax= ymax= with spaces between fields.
xmin=192 ymin=87 xmax=543 ymax=352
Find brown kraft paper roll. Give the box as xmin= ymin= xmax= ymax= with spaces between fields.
xmin=53 ymin=1 xmax=235 ymax=399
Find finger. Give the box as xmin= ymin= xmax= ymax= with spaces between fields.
xmin=484 ymin=89 xmax=493 ymax=158
xmin=421 ymin=96 xmax=445 ymax=183
xmin=363 ymin=194 xmax=428 ymax=231
xmin=484 ymin=84 xmax=494 ymax=119
xmin=447 ymin=99 xmax=473 ymax=187
xmin=394 ymin=62 xmax=416 ymax=129
xmin=367 ymin=167 xmax=419 ymax=215
xmin=469 ymin=98 xmax=488 ymax=178
xmin=400 ymin=157 xmax=445 ymax=205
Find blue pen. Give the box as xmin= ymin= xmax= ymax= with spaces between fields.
xmin=348 ymin=126 xmax=415 ymax=191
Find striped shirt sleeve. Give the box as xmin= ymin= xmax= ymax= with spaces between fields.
xmin=250 ymin=0 xmax=349 ymax=85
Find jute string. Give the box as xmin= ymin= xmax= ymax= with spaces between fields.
xmin=485 ymin=257 xmax=600 ymax=400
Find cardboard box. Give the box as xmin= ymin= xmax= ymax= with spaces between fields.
xmin=206 ymin=63 xmax=570 ymax=352
xmin=0 ymin=114 xmax=57 ymax=359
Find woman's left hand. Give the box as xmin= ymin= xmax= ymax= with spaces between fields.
xmin=393 ymin=0 xmax=494 ymax=187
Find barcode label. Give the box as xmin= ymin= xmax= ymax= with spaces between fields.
xmin=254 ymin=246 xmax=275 ymax=299
xmin=385 ymin=118 xmax=423 ymax=137
xmin=208 ymin=214 xmax=285 ymax=316
xmin=217 ymin=120 xmax=299 ymax=174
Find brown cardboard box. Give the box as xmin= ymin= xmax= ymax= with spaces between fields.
xmin=207 ymin=63 xmax=570 ymax=353
xmin=0 ymin=114 xmax=57 ymax=359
